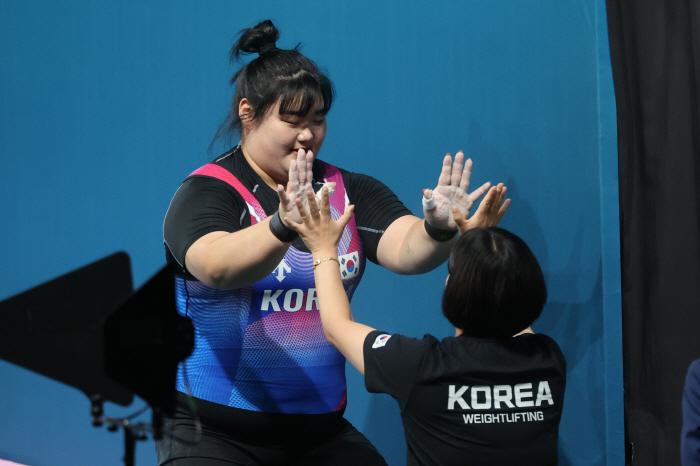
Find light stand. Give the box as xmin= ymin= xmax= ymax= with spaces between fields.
xmin=0 ymin=252 xmax=194 ymax=465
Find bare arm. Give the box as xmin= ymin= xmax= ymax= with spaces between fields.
xmin=311 ymin=247 xmax=375 ymax=375
xmin=185 ymin=221 xmax=291 ymax=289
xmin=284 ymin=189 xmax=374 ymax=375
xmin=376 ymin=215 xmax=455 ymax=275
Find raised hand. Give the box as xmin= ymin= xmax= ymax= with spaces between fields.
xmin=277 ymin=149 xmax=316 ymax=223
xmin=283 ymin=187 xmax=354 ymax=255
xmin=423 ymin=151 xmax=491 ymax=230
xmin=452 ymin=183 xmax=510 ymax=234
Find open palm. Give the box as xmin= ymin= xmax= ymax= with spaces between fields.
xmin=423 ymin=151 xmax=490 ymax=230
xmin=277 ymin=149 xmax=323 ymax=223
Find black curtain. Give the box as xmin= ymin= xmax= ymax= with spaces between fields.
xmin=606 ymin=0 xmax=700 ymax=464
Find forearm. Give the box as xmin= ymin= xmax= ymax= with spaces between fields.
xmin=377 ymin=216 xmax=454 ymax=275
xmin=185 ymin=216 xmax=290 ymax=289
xmin=312 ymin=248 xmax=355 ymax=342
xmin=312 ymin=248 xmax=373 ymax=374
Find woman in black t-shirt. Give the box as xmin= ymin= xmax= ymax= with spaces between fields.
xmin=159 ymin=19 xmax=499 ymax=466
xmin=286 ymin=187 xmax=565 ymax=466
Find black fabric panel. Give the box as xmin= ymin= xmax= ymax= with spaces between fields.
xmin=163 ymin=176 xmax=249 ymax=271
xmin=340 ymin=170 xmax=413 ymax=265
xmin=606 ymin=1 xmax=700 ymax=464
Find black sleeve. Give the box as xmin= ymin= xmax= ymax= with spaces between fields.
xmin=539 ymin=335 xmax=567 ymax=383
xmin=343 ymin=171 xmax=413 ymax=264
xmin=363 ymin=330 xmax=434 ymax=408
xmin=163 ymin=176 xmax=249 ymax=272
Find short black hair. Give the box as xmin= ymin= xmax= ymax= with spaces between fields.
xmin=212 ymin=20 xmax=335 ymax=148
xmin=442 ymin=227 xmax=547 ymax=338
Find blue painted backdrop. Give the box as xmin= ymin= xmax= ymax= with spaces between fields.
xmin=0 ymin=1 xmax=622 ymax=465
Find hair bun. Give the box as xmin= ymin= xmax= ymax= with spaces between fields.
xmin=258 ymin=43 xmax=277 ymax=55
xmin=231 ymin=19 xmax=280 ymax=61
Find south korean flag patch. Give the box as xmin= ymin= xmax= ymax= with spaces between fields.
xmin=372 ymin=334 xmax=392 ymax=348
xmin=338 ymin=252 xmax=360 ymax=280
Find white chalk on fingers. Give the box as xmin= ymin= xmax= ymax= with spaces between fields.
xmin=318 ymin=181 xmax=335 ymax=197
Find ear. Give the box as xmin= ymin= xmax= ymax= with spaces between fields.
xmin=238 ymin=98 xmax=254 ymax=127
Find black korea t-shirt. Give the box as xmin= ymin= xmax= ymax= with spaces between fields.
xmin=364 ymin=330 xmax=566 ymax=466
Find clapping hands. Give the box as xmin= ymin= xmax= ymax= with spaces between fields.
xmin=452 ymin=183 xmax=510 ymax=234
xmin=283 ymin=187 xmax=354 ymax=255
xmin=423 ymin=151 xmax=509 ymax=234
xmin=423 ymin=151 xmax=491 ymax=230
xmin=277 ymin=149 xmax=334 ymax=224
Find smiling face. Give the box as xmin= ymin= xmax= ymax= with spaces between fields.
xmin=239 ymin=97 xmax=327 ymax=189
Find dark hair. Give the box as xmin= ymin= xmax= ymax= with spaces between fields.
xmin=442 ymin=227 xmax=547 ymax=338
xmin=212 ymin=20 xmax=335 ymax=148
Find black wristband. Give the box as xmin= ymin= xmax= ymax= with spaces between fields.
xmin=424 ymin=220 xmax=457 ymax=242
xmin=269 ymin=211 xmax=299 ymax=243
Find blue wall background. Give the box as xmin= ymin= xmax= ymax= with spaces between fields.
xmin=0 ymin=1 xmax=622 ymax=465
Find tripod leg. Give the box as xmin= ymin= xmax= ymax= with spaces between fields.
xmin=123 ymin=425 xmax=135 ymax=466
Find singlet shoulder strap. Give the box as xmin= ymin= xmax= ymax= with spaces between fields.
xmin=188 ymin=163 xmax=267 ymax=224
xmin=317 ymin=160 xmax=341 ymax=181
xmin=317 ymin=160 xmax=348 ymax=214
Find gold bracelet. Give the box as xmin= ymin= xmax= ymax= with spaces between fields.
xmin=313 ymin=257 xmax=339 ymax=270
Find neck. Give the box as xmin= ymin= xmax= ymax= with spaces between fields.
xmin=240 ymin=143 xmax=285 ymax=190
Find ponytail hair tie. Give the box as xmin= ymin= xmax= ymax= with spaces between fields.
xmin=259 ymin=43 xmax=277 ymax=55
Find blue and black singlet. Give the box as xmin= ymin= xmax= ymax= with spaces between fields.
xmin=163 ymin=147 xmax=411 ymax=431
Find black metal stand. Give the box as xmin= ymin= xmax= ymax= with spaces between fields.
xmin=91 ymin=395 xmax=150 ymax=466
xmin=0 ymin=252 xmax=193 ymax=466
xmin=122 ymin=424 xmax=136 ymax=466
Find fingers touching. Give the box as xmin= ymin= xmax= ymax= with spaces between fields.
xmin=282 ymin=187 xmax=355 ymax=254
xmin=306 ymin=189 xmax=320 ymax=218
xmin=283 ymin=187 xmax=353 ymax=229
xmin=290 ymin=149 xmax=314 ymax=194
xmin=452 ymin=205 xmax=468 ymax=233
xmin=488 ymin=183 xmax=510 ymax=221
xmin=496 ymin=185 xmax=511 ymax=220
xmin=469 ymin=181 xmax=491 ymax=202
xmin=465 ymin=183 xmax=511 ymax=232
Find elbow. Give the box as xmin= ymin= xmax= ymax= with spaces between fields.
xmin=378 ymin=255 xmax=415 ymax=275
xmin=199 ymin=269 xmax=230 ymax=290
xmin=404 ymin=261 xmax=443 ymax=275
xmin=191 ymin=259 xmax=273 ymax=290
xmin=392 ymin=263 xmax=430 ymax=276
xmin=190 ymin=261 xmax=235 ymax=290
xmin=205 ymin=272 xmax=232 ymax=290
xmin=323 ymin=327 xmax=340 ymax=348
xmin=382 ymin=259 xmax=442 ymax=276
